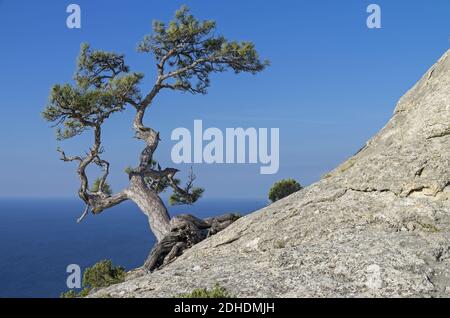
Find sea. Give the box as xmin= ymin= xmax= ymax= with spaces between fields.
xmin=0 ymin=198 xmax=267 ymax=298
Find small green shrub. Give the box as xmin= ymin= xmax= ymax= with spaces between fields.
xmin=60 ymin=260 xmax=126 ymax=298
xmin=90 ymin=178 xmax=112 ymax=195
xmin=60 ymin=290 xmax=78 ymax=298
xmin=268 ymin=179 xmax=302 ymax=203
xmin=178 ymin=284 xmax=233 ymax=298
xmin=83 ymin=259 xmax=126 ymax=289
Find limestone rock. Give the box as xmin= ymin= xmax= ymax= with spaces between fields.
xmin=91 ymin=50 xmax=450 ymax=298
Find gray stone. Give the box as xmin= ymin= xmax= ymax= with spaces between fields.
xmin=91 ymin=49 xmax=450 ymax=298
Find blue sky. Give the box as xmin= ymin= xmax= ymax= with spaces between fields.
xmin=0 ymin=0 xmax=448 ymax=199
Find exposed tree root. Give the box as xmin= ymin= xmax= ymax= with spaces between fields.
xmin=144 ymin=213 xmax=241 ymax=272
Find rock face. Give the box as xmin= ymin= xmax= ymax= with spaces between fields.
xmin=92 ymin=50 xmax=450 ymax=298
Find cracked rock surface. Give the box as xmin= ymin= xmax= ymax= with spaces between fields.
xmin=91 ymin=50 xmax=450 ymax=298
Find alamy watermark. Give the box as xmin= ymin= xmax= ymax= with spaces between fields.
xmin=66 ymin=264 xmax=81 ymax=289
xmin=65 ymin=4 xmax=380 ymax=30
xmin=66 ymin=4 xmax=81 ymax=29
xmin=65 ymin=4 xmax=381 ymax=30
xmin=171 ymin=120 xmax=279 ymax=175
xmin=367 ymin=4 xmax=381 ymax=29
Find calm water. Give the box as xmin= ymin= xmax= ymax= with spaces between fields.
xmin=0 ymin=198 xmax=266 ymax=298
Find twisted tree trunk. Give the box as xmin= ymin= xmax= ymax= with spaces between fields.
xmin=125 ymin=175 xmax=171 ymax=242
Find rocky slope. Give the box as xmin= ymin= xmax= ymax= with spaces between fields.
xmin=92 ymin=49 xmax=450 ymax=298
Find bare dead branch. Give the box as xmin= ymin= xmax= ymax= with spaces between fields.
xmin=77 ymin=204 xmax=91 ymax=223
xmin=57 ymin=148 xmax=83 ymax=162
